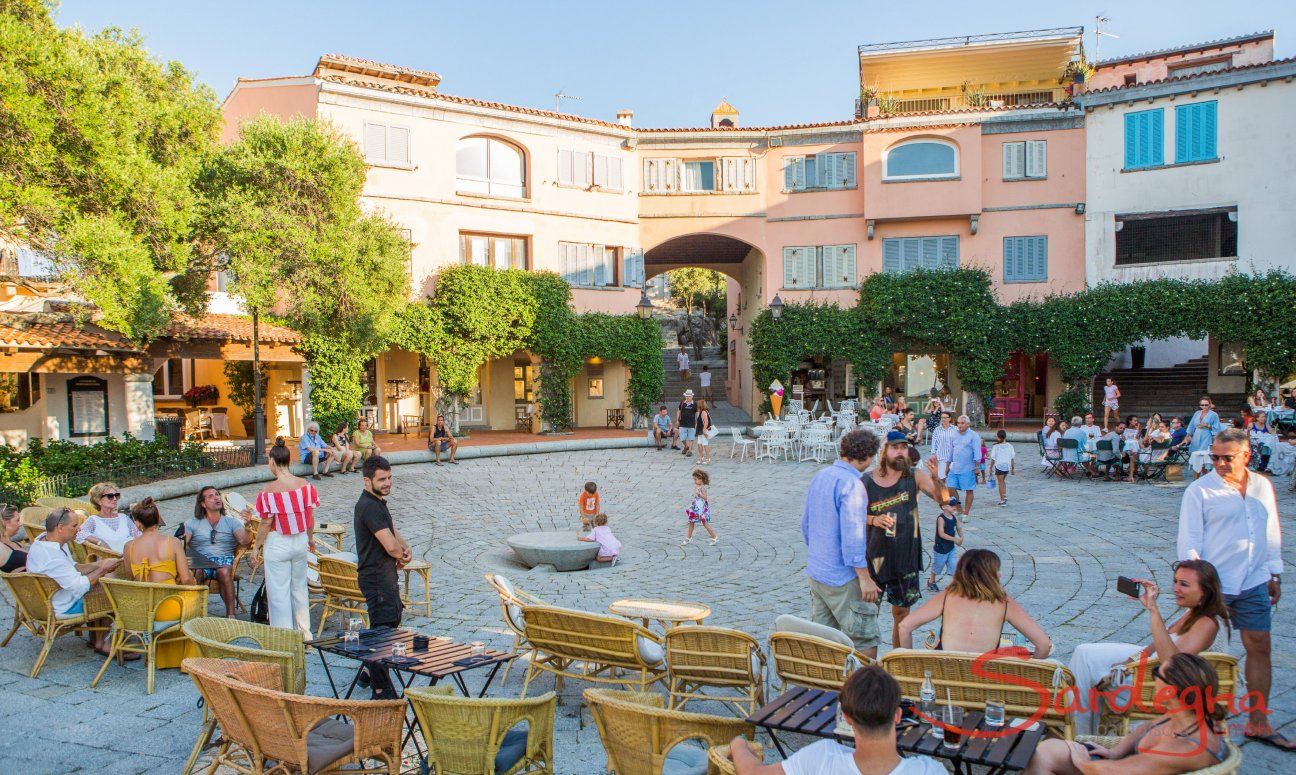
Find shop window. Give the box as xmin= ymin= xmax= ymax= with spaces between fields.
xmin=152 ymin=358 xmax=192 ymax=399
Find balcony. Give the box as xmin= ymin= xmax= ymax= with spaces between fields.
xmin=856 ymin=88 xmax=1065 ymax=118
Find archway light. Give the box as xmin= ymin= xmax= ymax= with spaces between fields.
xmin=770 ymin=294 xmax=784 ymax=320
xmin=636 ymin=290 xmax=654 ymax=320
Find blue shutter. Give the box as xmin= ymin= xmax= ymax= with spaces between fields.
xmin=1124 ymin=112 xmax=1140 ymax=169
xmin=1148 ymin=109 xmax=1164 ymax=166
xmin=940 ymin=236 xmax=959 ymax=268
xmin=902 ymin=238 xmax=922 ymax=272
xmin=1033 ymin=236 xmax=1048 ymax=281
xmin=1125 ymin=109 xmax=1165 ymax=169
xmin=1174 ymin=105 xmax=1191 ymax=163
xmin=1176 ymin=101 xmax=1217 ymax=163
xmin=920 ymin=237 xmax=939 ymax=270
xmin=883 ymin=239 xmax=902 ymax=274
xmin=1003 ymin=237 xmax=1019 ymax=282
xmin=1199 ymin=101 xmax=1217 ymax=160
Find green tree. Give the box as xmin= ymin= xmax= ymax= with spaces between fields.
xmin=0 ymin=0 xmax=221 ymax=340
xmin=666 ymin=267 xmax=726 ymax=316
xmin=196 ymin=116 xmax=411 ymax=431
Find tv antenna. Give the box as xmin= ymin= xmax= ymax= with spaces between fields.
xmin=554 ymin=89 xmax=582 ymax=112
xmin=1095 ymin=14 xmax=1119 ymax=61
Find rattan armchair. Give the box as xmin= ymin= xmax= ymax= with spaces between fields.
xmin=881 ymin=648 xmax=1078 ymax=739
xmin=1097 ymin=652 xmax=1240 ymax=735
xmin=708 ymin=741 xmax=765 ymax=775
xmin=406 ymin=685 xmax=556 ymax=774
xmin=184 ymin=657 xmax=406 ymax=775
xmin=0 ymin=572 xmax=113 ymax=677
xmin=769 ymin=627 xmax=873 ymax=691
xmin=181 ymin=617 xmax=308 ymax=775
xmin=519 ymin=605 xmax=666 ymax=697
xmin=35 ymin=496 xmax=94 ymax=515
xmin=1077 ymin=735 xmax=1242 ymax=774
xmin=664 ymin=625 xmax=767 ymax=716
xmin=19 ymin=506 xmax=51 ymax=542
xmin=485 ymin=573 xmax=548 ymax=683
xmin=584 ymin=688 xmax=755 ymax=775
xmin=317 ymin=555 xmax=369 ymax=636
xmin=92 ymin=577 xmax=208 ymax=694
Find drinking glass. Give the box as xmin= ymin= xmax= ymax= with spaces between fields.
xmin=348 ymin=617 xmax=363 ymax=633
xmin=942 ymin=706 xmax=965 ymax=749
xmin=392 ymin=642 xmax=408 ymax=659
xmin=342 ymin=630 xmax=359 ymax=649
xmin=985 ymin=700 xmax=1006 ymax=728
xmin=884 ymin=512 xmax=897 ymax=538
xmin=471 ymin=641 xmax=486 ymax=656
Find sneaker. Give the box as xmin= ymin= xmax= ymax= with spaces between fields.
xmin=681 ymin=537 xmax=692 ymax=546
xmin=709 ymin=537 xmax=718 ymax=546
xmin=997 ymin=500 xmax=1007 ymax=507
xmin=927 ymin=581 xmax=939 ymax=593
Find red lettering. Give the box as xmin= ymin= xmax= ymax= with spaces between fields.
xmin=970 ymin=647 xmax=1050 ymax=737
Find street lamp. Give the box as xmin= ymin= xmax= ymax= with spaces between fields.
xmin=728 ymin=313 xmax=738 ymax=330
xmin=770 ymin=294 xmax=784 ymax=321
xmin=635 ymin=290 xmax=654 ymax=320
xmin=251 ymin=306 xmax=266 ymax=464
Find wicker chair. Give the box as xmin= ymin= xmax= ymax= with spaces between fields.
xmin=707 ymin=741 xmax=764 ymax=775
xmin=183 ymin=657 xmax=406 ymax=775
xmin=92 ymin=577 xmax=208 ymax=694
xmin=0 ymin=572 xmax=114 ymax=677
xmin=769 ymin=616 xmax=873 ymax=692
xmin=519 ymin=605 xmax=667 ymax=697
xmin=181 ymin=617 xmax=308 ymax=775
xmin=881 ymin=648 xmax=1078 ymax=739
xmin=664 ymin=625 xmax=767 ymax=716
xmin=406 ymin=685 xmax=557 ymax=774
xmin=83 ymin=542 xmax=122 ymax=564
xmin=1078 ymin=735 xmax=1242 ymax=774
xmin=485 ymin=573 xmax=548 ymax=683
xmin=316 ymin=555 xmax=369 ymax=636
xmin=584 ymin=688 xmax=755 ymax=775
xmin=19 ymin=506 xmax=51 ymax=542
xmin=1097 ymin=652 xmax=1241 ymax=735
xmin=35 ymin=496 xmax=95 ymax=515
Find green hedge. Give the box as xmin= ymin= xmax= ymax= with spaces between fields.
xmin=0 ymin=436 xmax=217 ymax=507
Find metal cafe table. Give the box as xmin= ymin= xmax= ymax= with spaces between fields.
xmin=747 ymin=686 xmax=1045 ymax=775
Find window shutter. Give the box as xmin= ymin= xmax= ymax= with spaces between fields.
xmin=624 ymin=249 xmax=644 ymax=287
xmin=783 ymin=248 xmax=798 ymax=287
xmin=661 ymin=158 xmax=678 ymax=191
xmin=559 ymin=150 xmax=574 ymax=186
xmin=582 ymin=244 xmax=595 ymax=286
xmin=784 ymin=247 xmax=814 ymax=287
xmin=577 ymin=153 xmax=592 ymax=188
xmin=1002 ymin=142 xmax=1018 ymax=179
xmin=805 ymin=155 xmax=819 ymax=189
xmin=1199 ymin=102 xmax=1217 ymax=160
xmin=1124 ymin=113 xmax=1139 ymax=169
xmin=559 ymin=243 xmax=570 ymax=283
xmin=593 ymin=246 xmax=607 ymax=286
xmin=643 ymin=159 xmax=659 ymax=192
xmin=364 ymin=124 xmax=386 ymax=162
xmin=593 ymin=154 xmax=608 ymax=188
xmin=920 ymin=237 xmax=939 ymax=270
xmin=841 ymin=153 xmax=857 ymax=188
xmin=940 ymin=236 xmax=959 ymax=268
xmin=1026 ymin=140 xmax=1046 ymax=178
xmin=1174 ymin=105 xmax=1191 ymax=164
xmin=902 ymin=238 xmax=923 ymax=272
xmin=1149 ymin=109 xmax=1164 ymax=166
xmin=739 ymin=157 xmax=756 ymax=192
xmin=608 ymin=157 xmax=623 ymax=191
xmin=823 ymin=244 xmax=856 ymax=288
xmin=784 ymin=157 xmax=798 ymax=190
xmin=841 ymin=244 xmax=857 ymax=286
xmin=720 ymin=157 xmax=737 ymax=192
xmin=1033 ymin=236 xmax=1048 ymax=281
xmin=883 ymin=239 xmax=902 ymax=274
xmin=388 ymin=127 xmax=410 ymax=165
xmin=1003 ymin=237 xmax=1019 ymax=282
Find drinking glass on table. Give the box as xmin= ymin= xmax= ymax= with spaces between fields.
xmin=392 ymin=642 xmax=408 ymax=659
xmin=985 ymin=700 xmax=1006 ymax=728
xmin=471 ymin=641 xmax=486 ymax=656
xmin=348 ymin=616 xmax=363 ymax=633
xmin=342 ymin=629 xmax=359 ymax=649
xmin=943 ymin=706 xmax=965 ymax=748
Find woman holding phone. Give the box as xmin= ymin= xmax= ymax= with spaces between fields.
xmin=1067 ymin=559 xmax=1229 ymax=735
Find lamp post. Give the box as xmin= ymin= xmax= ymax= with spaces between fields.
xmin=251 ymin=306 xmax=265 ymax=464
xmin=770 ymin=294 xmax=784 ymax=321
xmin=635 ymin=290 xmax=654 ymax=320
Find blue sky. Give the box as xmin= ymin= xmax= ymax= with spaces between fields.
xmin=55 ymin=1 xmax=1296 ymax=128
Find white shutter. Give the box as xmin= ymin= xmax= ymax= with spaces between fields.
xmin=784 ymin=157 xmax=806 ymax=190
xmin=720 ymin=157 xmax=737 ymax=191
xmin=840 ymin=153 xmax=857 ymax=188
xmin=558 ymin=150 xmax=574 ymax=186
xmin=824 ymin=244 xmax=856 ymax=288
xmin=1002 ymin=142 xmax=1026 ymax=179
xmin=593 ymin=154 xmax=608 ymax=188
xmin=1001 ymin=142 xmax=1015 ymax=179
xmin=607 ymin=157 xmax=623 ymax=191
xmin=388 ymin=127 xmax=410 ymax=165
xmin=1026 ymin=140 xmax=1047 ymax=178
xmin=940 ymin=236 xmax=959 ymax=268
xmin=883 ymin=239 xmax=902 ymax=273
xmin=902 ymin=238 xmax=923 ymax=272
xmin=742 ymin=157 xmax=756 ymax=192
xmin=643 ymin=158 xmax=660 ymax=193
xmin=784 ymin=246 xmax=814 ymax=287
xmin=576 ymin=153 xmax=592 ymax=188
xmin=593 ymin=246 xmax=607 ymax=286
xmin=623 ymin=249 xmax=644 ymax=287
xmin=661 ymin=158 xmax=678 ymax=191
xmin=363 ymin=124 xmax=386 ymax=162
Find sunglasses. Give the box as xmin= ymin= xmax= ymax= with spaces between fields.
xmin=1209 ymin=453 xmax=1242 ymax=462
xmin=1151 ymin=665 xmax=1166 ymax=682
xmin=101 ymin=493 xmax=121 ymax=500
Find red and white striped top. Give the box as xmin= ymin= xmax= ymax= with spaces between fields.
xmin=254 ymin=484 xmax=319 ymax=536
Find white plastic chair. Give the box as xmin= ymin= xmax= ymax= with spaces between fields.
xmin=759 ymin=429 xmax=794 ymax=462
xmin=729 ymin=428 xmax=756 ymax=462
xmin=799 ymin=426 xmax=832 ymax=463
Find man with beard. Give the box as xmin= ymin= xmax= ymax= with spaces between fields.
xmin=866 ymin=431 xmax=950 ymax=649
xmin=354 ymin=455 xmax=412 ymax=698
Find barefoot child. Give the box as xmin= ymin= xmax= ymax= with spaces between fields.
xmin=926 ymin=497 xmax=963 ymax=592
xmin=578 ymin=481 xmax=599 ymax=523
xmin=577 ymin=513 xmax=621 ymax=564
xmin=988 ymin=429 xmax=1015 ymax=506
xmin=682 ymin=469 xmax=717 ymax=546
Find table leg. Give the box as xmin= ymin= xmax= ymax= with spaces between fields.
xmin=476 ymin=662 xmax=504 ymax=698
xmin=766 ymin=730 xmax=788 ymax=759
xmin=317 ymin=649 xmax=340 ymax=699
xmin=452 ymin=673 xmax=471 ymax=696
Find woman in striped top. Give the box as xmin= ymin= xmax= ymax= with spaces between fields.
xmin=251 ymin=437 xmax=318 ymax=637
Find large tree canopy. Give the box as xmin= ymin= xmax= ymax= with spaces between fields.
xmin=0 ymin=0 xmax=221 ymax=339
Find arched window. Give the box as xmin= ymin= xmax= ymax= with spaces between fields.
xmin=883 ymin=139 xmax=958 ymax=180
xmin=456 ymin=136 xmax=526 ymax=198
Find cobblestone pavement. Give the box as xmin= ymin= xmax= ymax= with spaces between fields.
xmin=1 ymin=444 xmax=1292 ymax=772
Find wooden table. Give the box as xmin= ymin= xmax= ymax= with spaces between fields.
xmin=609 ymin=598 xmax=710 ymax=630
xmin=315 ymin=522 xmax=347 ymax=553
xmin=747 ymin=686 xmax=1044 ymax=775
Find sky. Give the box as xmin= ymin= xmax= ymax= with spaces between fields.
xmin=53 ymin=0 xmax=1296 ymax=129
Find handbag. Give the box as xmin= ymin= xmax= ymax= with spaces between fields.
xmin=250 ymin=581 xmax=270 ymax=624
xmin=705 ymin=425 xmax=719 ymax=439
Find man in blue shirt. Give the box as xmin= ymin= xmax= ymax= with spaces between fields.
xmin=1169 ymin=416 xmax=1189 ymax=451
xmin=298 ymin=422 xmax=334 ymax=480
xmin=651 ymin=406 xmax=678 ymax=450
xmin=946 ymin=415 xmax=983 ymax=518
xmin=802 ymin=429 xmax=882 ymax=656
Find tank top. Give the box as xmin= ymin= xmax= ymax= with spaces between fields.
xmin=864 ymin=472 xmax=922 ymax=584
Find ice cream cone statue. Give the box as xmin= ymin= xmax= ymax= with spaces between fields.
xmin=769 ymin=379 xmax=785 ymax=420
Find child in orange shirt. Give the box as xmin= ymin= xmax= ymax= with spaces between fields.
xmin=578 ymin=481 xmax=600 ymax=529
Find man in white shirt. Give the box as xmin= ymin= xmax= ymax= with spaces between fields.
xmin=929 ymin=412 xmax=956 ymax=481
xmin=1177 ymin=427 xmax=1291 ymax=752
xmin=25 ymin=508 xmax=120 ymax=652
xmin=699 ymin=365 xmax=713 ymax=402
xmin=729 ymin=665 xmax=944 ymax=775
xmin=1081 ymin=413 xmax=1103 ymax=444
xmin=676 ymin=349 xmax=690 ymax=381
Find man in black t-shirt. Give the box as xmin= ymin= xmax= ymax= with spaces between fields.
xmin=676 ymin=390 xmax=699 ymax=457
xmin=354 ymin=455 xmax=411 ymax=698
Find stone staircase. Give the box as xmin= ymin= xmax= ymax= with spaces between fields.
xmin=1091 ymin=356 xmax=1245 ymax=420
xmin=655 ymin=317 xmax=751 ymax=426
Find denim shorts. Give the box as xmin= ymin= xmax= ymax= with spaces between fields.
xmin=946 ymin=471 xmax=977 ymax=492
xmin=678 ymin=428 xmax=697 ymax=441
xmin=1225 ymin=583 xmax=1272 ymax=632
xmin=931 ymin=549 xmax=957 ymax=577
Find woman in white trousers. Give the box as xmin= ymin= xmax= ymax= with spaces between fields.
xmin=252 ymin=438 xmax=318 ymax=638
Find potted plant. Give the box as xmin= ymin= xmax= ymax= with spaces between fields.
xmin=223 ymin=362 xmax=268 ymax=437
xmin=183 ymin=384 xmax=219 ymax=408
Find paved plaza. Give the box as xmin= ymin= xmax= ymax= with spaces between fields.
xmin=0 ymin=442 xmax=1292 ymax=773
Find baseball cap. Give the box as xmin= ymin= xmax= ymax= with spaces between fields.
xmin=947 ymin=496 xmax=961 ymax=506
xmin=885 ymin=430 xmax=908 ymax=444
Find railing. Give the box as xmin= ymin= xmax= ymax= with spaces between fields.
xmin=858 ymin=90 xmax=1064 ymax=118
xmin=982 ymin=90 xmax=1056 ymax=106
xmin=21 ymin=445 xmax=254 ymax=502
xmin=859 ymin=27 xmax=1083 ymax=54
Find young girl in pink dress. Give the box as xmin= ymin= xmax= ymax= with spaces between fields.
xmin=681 ymin=469 xmax=718 ymax=546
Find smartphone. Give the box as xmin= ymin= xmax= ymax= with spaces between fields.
xmin=1117 ymin=576 xmax=1142 ymax=598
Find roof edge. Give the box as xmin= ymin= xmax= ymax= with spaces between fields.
xmin=1092 ymin=30 xmax=1274 ymax=68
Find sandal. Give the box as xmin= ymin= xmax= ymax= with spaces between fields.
xmin=1246 ymin=731 xmax=1296 ymax=751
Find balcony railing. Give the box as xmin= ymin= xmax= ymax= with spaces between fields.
xmin=857 ymin=89 xmax=1065 ymax=118
xmin=859 ymin=27 xmax=1084 ymax=55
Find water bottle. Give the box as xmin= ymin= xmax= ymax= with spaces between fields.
xmin=921 ymin=670 xmax=941 ymax=737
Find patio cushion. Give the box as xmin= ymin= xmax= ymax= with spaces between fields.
xmin=306 ymin=717 xmax=355 ymax=772
xmin=661 ymin=743 xmax=708 ymax=775
xmin=493 ymin=725 xmax=529 ymax=773
xmin=636 ymin=635 xmax=664 ymax=666
xmin=773 ymin=614 xmax=854 ymax=649
xmin=493 ymin=575 xmax=524 ymax=632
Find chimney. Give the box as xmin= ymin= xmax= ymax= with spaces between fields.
xmin=710 ymin=99 xmax=739 ymax=128
xmin=617 ymin=109 xmax=634 ymax=127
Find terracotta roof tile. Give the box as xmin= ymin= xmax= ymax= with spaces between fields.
xmin=169 ymin=314 xmax=301 ymax=345
xmin=1092 ymin=31 xmax=1273 ymax=67
xmin=0 ymin=317 xmax=140 ymax=351
xmin=316 ymin=53 xmax=441 ymax=86
xmin=1079 ymin=55 xmax=1296 ymax=96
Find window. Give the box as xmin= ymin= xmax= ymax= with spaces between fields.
xmin=363 ymin=123 xmax=411 ymax=167
xmin=1168 ymin=59 xmax=1231 ymax=79
xmin=1123 ymin=74 xmax=1138 ymax=87
xmin=883 ymin=140 xmax=957 ymax=180
xmin=1123 ymin=108 xmax=1164 ymax=170
xmin=587 ymin=364 xmax=605 ymax=399
xmin=215 ymin=270 xmax=234 ymax=293
xmin=1115 ymin=209 xmax=1237 ymax=265
xmin=683 ymin=160 xmax=716 ymax=192
xmin=152 ymin=358 xmax=192 ymax=399
xmin=784 ymin=152 xmax=857 ymax=191
xmin=782 ymin=244 xmax=858 ymax=289
xmin=1175 ymin=101 xmax=1217 ymax=163
xmin=1001 ymin=141 xmax=1047 ymax=180
xmin=0 ymin=373 xmax=40 ymax=413
xmin=558 ymin=150 xmax=623 ymax=191
xmin=881 ymin=236 xmax=959 ymax=273
xmin=459 ymin=233 xmax=528 ymax=270
xmin=456 ymin=136 xmax=526 ymax=198
xmin=0 ymin=247 xmax=56 ymax=278
xmin=67 ymin=376 xmax=109 ymax=438
xmin=1003 ymin=236 xmax=1048 ymax=283
xmin=560 ymin=242 xmax=619 ymax=287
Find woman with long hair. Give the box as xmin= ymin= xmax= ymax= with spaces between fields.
xmin=76 ymin=482 xmax=140 ymax=553
xmin=898 ymin=548 xmax=1052 ymax=656
xmin=0 ymin=504 xmax=27 ymax=572
xmin=1067 ymin=559 xmax=1229 ymax=735
xmin=251 ymin=437 xmax=318 ymax=637
xmin=694 ymin=400 xmax=713 ymax=465
xmin=1026 ymin=653 xmax=1231 ymax=774
xmin=119 ymin=498 xmax=197 ymax=669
